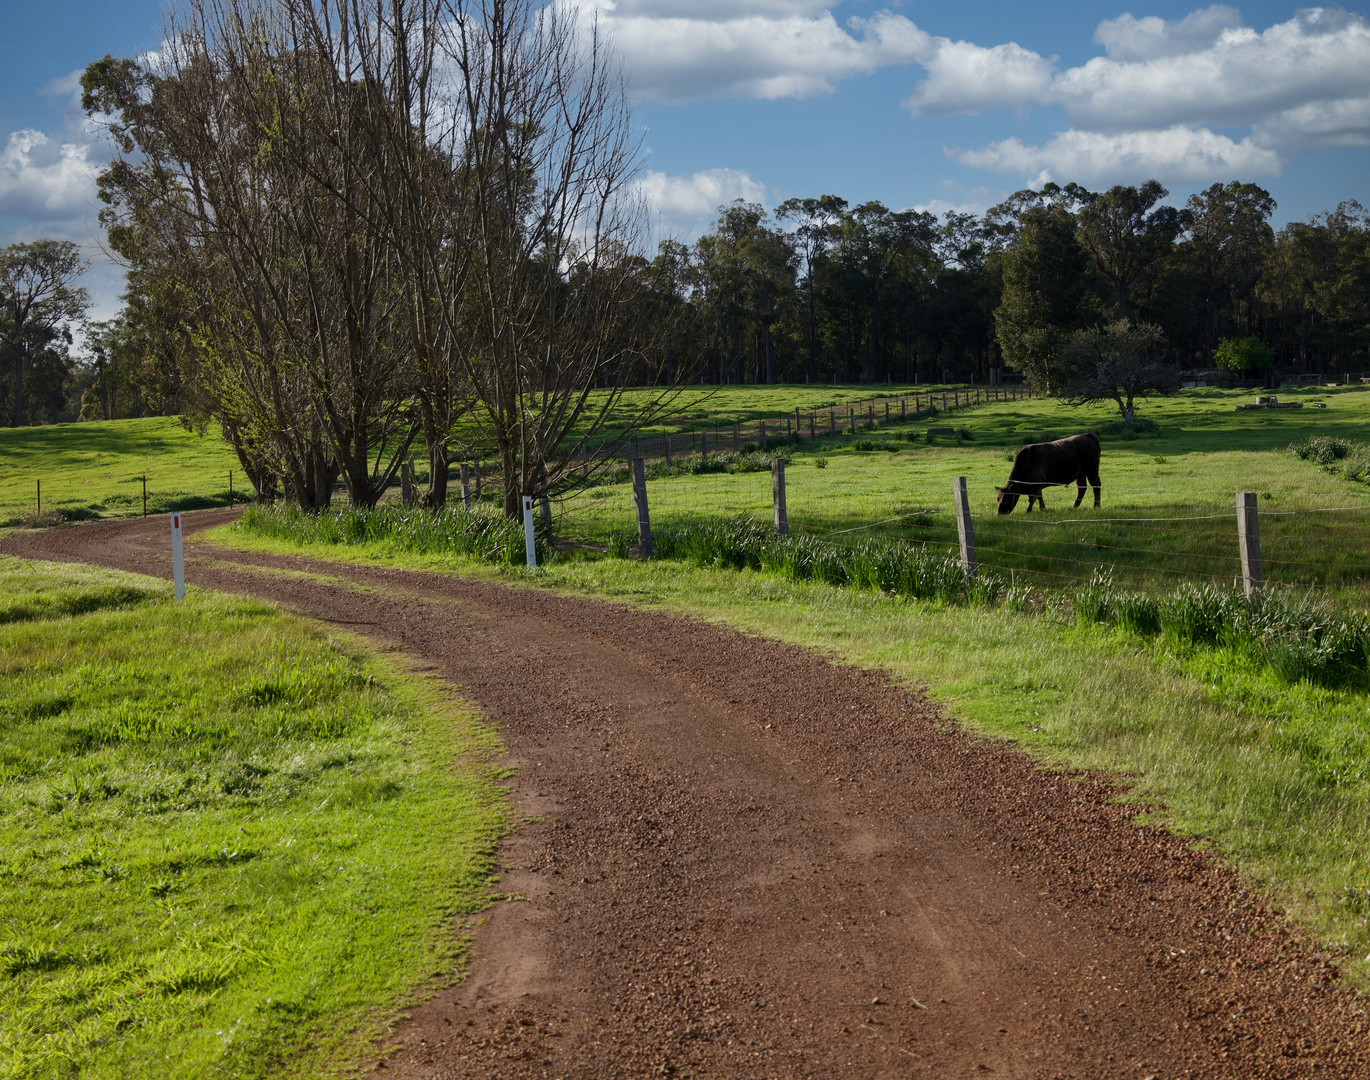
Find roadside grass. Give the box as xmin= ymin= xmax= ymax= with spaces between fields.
xmin=202 ymin=521 xmax=1370 ymax=987
xmin=0 ymin=556 xmax=507 ymax=1080
xmin=0 ymin=417 xmax=243 ymax=527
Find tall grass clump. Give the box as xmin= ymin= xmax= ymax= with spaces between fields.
xmin=652 ymin=517 xmax=992 ymax=604
xmin=1071 ymin=574 xmax=1370 ymax=689
xmin=239 ymin=503 xmax=550 ymax=565
xmin=645 ymin=450 xmax=786 ymax=479
xmin=1290 ymin=435 xmax=1370 ymax=484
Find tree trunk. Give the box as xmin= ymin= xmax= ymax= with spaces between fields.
xmin=13 ymin=340 xmax=23 ymax=426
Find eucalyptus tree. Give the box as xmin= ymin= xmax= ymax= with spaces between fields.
xmin=1074 ymin=181 xmax=1187 ymax=318
xmin=0 ymin=240 xmax=89 ymax=426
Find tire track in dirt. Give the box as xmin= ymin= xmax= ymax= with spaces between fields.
xmin=4 ymin=511 xmax=1368 ymax=1078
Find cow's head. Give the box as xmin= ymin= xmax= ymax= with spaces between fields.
xmin=995 ymin=486 xmax=1020 ymax=514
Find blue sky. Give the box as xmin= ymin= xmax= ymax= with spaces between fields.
xmin=2 ymin=0 xmax=1367 ymax=321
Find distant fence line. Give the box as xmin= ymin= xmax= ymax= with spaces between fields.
xmin=612 ymin=385 xmax=1033 ymax=464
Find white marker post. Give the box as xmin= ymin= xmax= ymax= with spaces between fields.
xmin=521 ymin=495 xmax=537 ymax=568
xmin=170 ymin=512 xmax=186 ymax=600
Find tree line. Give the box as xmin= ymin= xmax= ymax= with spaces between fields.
xmin=663 ymin=181 xmax=1368 ymax=392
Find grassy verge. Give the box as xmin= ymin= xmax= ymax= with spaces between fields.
xmin=206 ymin=519 xmax=1370 ymax=985
xmin=0 ymin=556 xmax=508 ymax=1079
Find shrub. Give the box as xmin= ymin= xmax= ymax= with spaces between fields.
xmin=1290 ymin=436 xmax=1352 ymax=465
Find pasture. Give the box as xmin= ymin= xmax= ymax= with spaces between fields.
xmin=0 ymin=417 xmax=241 ymax=527
xmin=0 ymin=558 xmax=506 ymax=1079
xmin=551 ymin=384 xmax=1370 ymax=603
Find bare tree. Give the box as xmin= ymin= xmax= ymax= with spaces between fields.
xmin=443 ymin=0 xmax=683 ymax=517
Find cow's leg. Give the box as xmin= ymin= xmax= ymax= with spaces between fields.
xmin=1073 ymin=475 xmax=1086 ymax=508
xmin=1088 ymin=467 xmax=1102 ymax=507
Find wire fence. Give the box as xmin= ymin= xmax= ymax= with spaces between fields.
xmin=558 ymin=457 xmax=1370 ymax=607
xmin=609 ymin=385 xmax=1034 ymax=462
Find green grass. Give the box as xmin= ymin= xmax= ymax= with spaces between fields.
xmin=0 ymin=417 xmax=245 ymax=526
xmin=552 ymin=385 xmax=1370 ymax=603
xmin=199 ymin=524 xmax=1370 ymax=986
xmin=0 ymin=557 xmax=507 ymax=1079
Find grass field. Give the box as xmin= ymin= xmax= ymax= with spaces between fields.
xmin=0 ymin=417 xmax=242 ymax=527
xmin=0 ymin=558 xmax=507 ymax=1079
xmin=542 ymin=385 xmax=1370 ymax=602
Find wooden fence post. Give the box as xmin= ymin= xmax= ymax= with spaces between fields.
xmin=829 ymin=410 xmax=835 ymax=435
xmin=953 ymin=476 xmax=976 ymax=579
xmin=868 ymin=404 xmax=874 ymax=426
xmin=701 ymin=430 xmax=708 ymax=457
xmin=760 ymin=420 xmax=767 ymax=450
xmin=772 ymin=458 xmax=788 ymax=537
xmin=401 ymin=459 xmax=414 ymax=505
xmin=460 ymin=463 xmax=472 ymax=510
xmin=229 ymin=471 xmax=234 ymax=508
xmin=733 ymin=423 xmax=740 ymax=451
xmin=632 ymin=458 xmax=653 ymax=558
xmin=848 ymin=406 xmax=854 ymax=433
xmin=664 ymin=433 xmax=672 ymax=465
xmin=1237 ymin=491 xmax=1263 ymax=598
xmin=142 ymin=476 xmax=147 ymax=518
xmin=809 ymin=414 xmax=815 ymax=439
xmin=901 ymin=398 xmax=906 ymax=419
xmin=36 ymin=479 xmax=40 ymax=517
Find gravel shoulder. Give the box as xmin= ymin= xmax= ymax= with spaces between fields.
xmin=4 ymin=511 xmax=1367 ymax=1079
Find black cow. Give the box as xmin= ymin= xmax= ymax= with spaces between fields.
xmin=995 ymin=433 xmax=1101 ymax=514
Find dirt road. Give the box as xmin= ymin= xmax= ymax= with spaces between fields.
xmin=5 ymin=512 xmax=1367 ymax=1078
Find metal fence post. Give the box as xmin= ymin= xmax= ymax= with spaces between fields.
xmin=772 ymin=457 xmax=789 ymax=537
xmin=521 ymin=495 xmax=537 ymax=568
xmin=1237 ymin=491 xmax=1263 ymax=598
xmin=632 ymin=458 xmax=654 ymax=558
xmin=953 ymin=476 xmax=976 ymax=579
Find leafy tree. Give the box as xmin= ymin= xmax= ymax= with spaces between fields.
xmin=994 ymin=204 xmax=1101 ymax=392
xmin=0 ymin=240 xmax=89 ymax=426
xmin=1062 ymin=320 xmax=1174 ymax=429
xmin=1184 ymin=182 xmax=1276 ymax=355
xmin=1213 ymin=335 xmax=1274 ymax=374
xmin=1074 ymin=181 xmax=1187 ymax=317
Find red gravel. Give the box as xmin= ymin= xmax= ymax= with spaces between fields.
xmin=5 ymin=511 xmax=1369 ymax=1078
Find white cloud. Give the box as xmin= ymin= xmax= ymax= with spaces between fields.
xmin=902 ymin=40 xmax=1054 ymax=117
xmin=909 ymin=6 xmax=1370 ymax=184
xmin=0 ymin=130 xmax=102 ymax=223
xmin=1254 ymin=96 xmax=1370 ymax=153
xmin=587 ymin=3 xmax=928 ymax=102
xmin=1092 ymin=5 xmax=1243 ymax=61
xmin=1056 ymin=7 xmax=1370 ymax=133
xmin=950 ymin=126 xmax=1282 ymax=186
xmin=636 ymin=167 xmax=768 ymax=232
